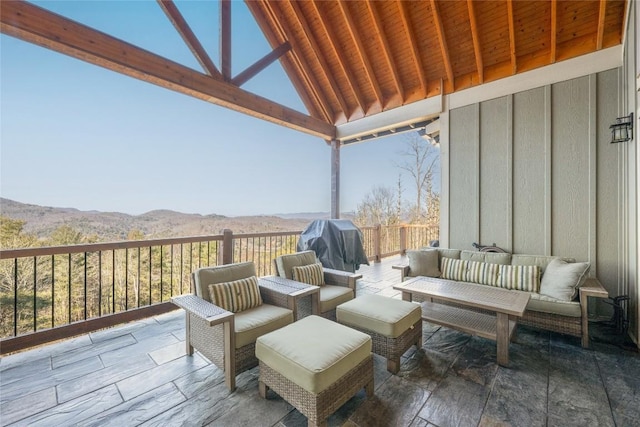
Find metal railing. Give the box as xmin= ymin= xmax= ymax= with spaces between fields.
xmin=0 ymin=224 xmax=436 ymax=350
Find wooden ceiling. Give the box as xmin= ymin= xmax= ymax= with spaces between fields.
xmin=247 ymin=0 xmax=628 ymax=126
xmin=1 ymin=1 xmax=629 ymax=140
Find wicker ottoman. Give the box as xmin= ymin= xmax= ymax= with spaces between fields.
xmin=337 ymin=294 xmax=422 ymax=374
xmin=256 ymin=315 xmax=374 ymax=427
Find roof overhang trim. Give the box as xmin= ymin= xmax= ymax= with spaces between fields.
xmin=336 ymin=94 xmax=443 ymax=144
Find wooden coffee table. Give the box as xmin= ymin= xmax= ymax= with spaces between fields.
xmin=394 ymin=277 xmax=530 ymax=366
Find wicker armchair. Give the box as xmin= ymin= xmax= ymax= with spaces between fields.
xmin=172 ymin=262 xmax=293 ymax=392
xmin=273 ymin=251 xmax=361 ymax=321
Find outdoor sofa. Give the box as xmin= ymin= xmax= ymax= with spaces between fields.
xmin=394 ymin=248 xmax=608 ymax=348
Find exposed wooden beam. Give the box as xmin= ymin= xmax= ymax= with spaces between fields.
xmin=0 ymin=1 xmax=334 ymax=139
xmin=286 ymin=0 xmax=351 ymax=121
xmin=231 ymin=41 xmax=290 ymax=87
xmin=466 ymin=0 xmax=484 ymax=84
xmin=336 ymin=1 xmax=384 ymax=109
xmin=157 ymin=0 xmax=221 ymax=79
xmin=310 ymin=0 xmax=367 ymax=116
xmin=430 ymin=0 xmax=454 ymax=90
xmin=244 ymin=1 xmax=324 ymax=121
xmin=366 ymin=1 xmax=403 ymax=102
xmin=262 ymin=1 xmax=335 ymax=123
xmin=596 ymin=0 xmax=607 ymax=50
xmin=220 ymin=0 xmax=231 ymax=80
xmin=397 ymin=1 xmax=427 ymax=97
xmin=506 ymin=0 xmax=517 ymax=74
xmin=550 ymin=0 xmax=557 ymax=62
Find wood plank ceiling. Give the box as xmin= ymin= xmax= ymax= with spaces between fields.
xmin=1 ymin=1 xmax=628 ymax=140
xmin=247 ymin=0 xmax=628 ymax=127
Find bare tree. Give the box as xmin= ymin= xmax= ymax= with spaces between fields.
xmin=355 ymin=186 xmax=399 ymax=226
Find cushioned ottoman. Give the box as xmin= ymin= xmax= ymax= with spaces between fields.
xmin=336 ymin=294 xmax=422 ymax=374
xmin=256 ymin=315 xmax=374 ymax=427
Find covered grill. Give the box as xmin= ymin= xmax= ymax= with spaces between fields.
xmin=297 ymin=219 xmax=370 ymax=273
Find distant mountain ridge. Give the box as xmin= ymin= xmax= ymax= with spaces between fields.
xmin=0 ymin=198 xmax=320 ymax=240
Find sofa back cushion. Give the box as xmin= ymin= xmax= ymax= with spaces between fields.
xmin=539 ymin=259 xmax=590 ymax=301
xmin=460 ymin=250 xmax=511 ymax=265
xmin=407 ymin=249 xmax=441 ymax=277
xmin=292 ymin=262 xmax=325 ymax=286
xmin=511 ymin=255 xmax=575 ymax=275
xmin=208 ymin=275 xmax=263 ymax=312
xmin=466 ymin=260 xmax=500 ymax=286
xmin=441 ymin=258 xmax=469 ymax=281
xmin=275 ymin=251 xmax=318 ymax=280
xmin=194 ymin=261 xmax=257 ymax=302
xmin=497 ymin=264 xmax=541 ymax=292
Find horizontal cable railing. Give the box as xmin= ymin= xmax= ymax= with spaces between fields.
xmin=0 ymin=225 xmax=436 ymax=349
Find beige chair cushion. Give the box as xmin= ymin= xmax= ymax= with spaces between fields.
xmin=234 ymin=304 xmax=293 ymax=349
xmin=194 ymin=262 xmax=256 ymax=302
xmin=319 ymin=285 xmax=354 ymax=313
xmin=255 ymin=315 xmax=371 ymax=393
xmin=275 ymin=251 xmax=318 ymax=280
xmin=526 ymin=293 xmax=581 ymax=317
xmin=336 ymin=294 xmax=421 ymax=338
xmin=407 ymin=249 xmax=440 ymax=277
xmin=292 ymin=262 xmax=324 ymax=286
xmin=208 ymin=276 xmax=262 ymax=312
xmin=539 ymin=258 xmax=590 ymax=301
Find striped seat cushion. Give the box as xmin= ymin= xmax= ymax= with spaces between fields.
xmin=497 ymin=264 xmax=541 ymax=292
xmin=441 ymin=258 xmax=468 ymax=282
xmin=208 ymin=276 xmax=263 ymax=312
xmin=292 ymin=262 xmax=324 ymax=286
xmin=466 ymin=260 xmax=500 ymax=286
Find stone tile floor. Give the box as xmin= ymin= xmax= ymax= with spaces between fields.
xmin=1 ymin=256 xmax=639 ymax=426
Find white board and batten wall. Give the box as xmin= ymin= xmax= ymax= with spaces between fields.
xmin=440 ymin=19 xmax=638 ymax=344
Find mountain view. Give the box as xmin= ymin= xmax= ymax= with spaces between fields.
xmin=0 ymin=198 xmax=349 ymax=242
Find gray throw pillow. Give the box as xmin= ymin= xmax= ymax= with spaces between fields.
xmin=539 ymin=258 xmax=590 ymax=301
xmin=407 ymin=249 xmax=440 ymax=277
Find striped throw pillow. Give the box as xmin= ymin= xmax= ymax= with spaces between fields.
xmin=292 ymin=263 xmax=324 ymax=286
xmin=208 ymin=276 xmax=262 ymax=313
xmin=466 ymin=260 xmax=500 ymax=286
xmin=441 ymin=258 xmax=469 ymax=282
xmin=497 ymin=265 xmax=541 ymax=292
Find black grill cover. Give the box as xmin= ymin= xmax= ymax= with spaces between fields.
xmin=297 ymin=220 xmax=370 ymax=272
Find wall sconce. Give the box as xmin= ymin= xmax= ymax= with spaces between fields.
xmin=610 ymin=112 xmax=634 ymax=143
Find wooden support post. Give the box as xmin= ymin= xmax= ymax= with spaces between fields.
xmin=400 ymin=225 xmax=407 ymax=255
xmin=220 ymin=0 xmax=231 ymax=80
xmin=221 ymin=229 xmax=233 ymax=265
xmin=374 ymin=223 xmax=382 ymax=263
xmin=331 ymin=139 xmax=340 ymax=219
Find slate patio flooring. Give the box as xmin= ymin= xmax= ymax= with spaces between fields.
xmin=1 ymin=255 xmax=639 ymax=426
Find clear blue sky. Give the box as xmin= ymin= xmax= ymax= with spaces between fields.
xmin=1 ymin=0 xmax=436 ymax=217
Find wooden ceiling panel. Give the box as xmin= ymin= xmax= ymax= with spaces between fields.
xmin=513 ymin=0 xmax=551 ymax=58
xmin=438 ymin=1 xmax=477 ymax=80
xmin=475 ymin=1 xmax=512 ymax=68
xmin=557 ymin=1 xmax=600 ymax=45
xmin=603 ymin=0 xmax=627 ymax=47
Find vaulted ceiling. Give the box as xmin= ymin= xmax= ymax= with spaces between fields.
xmin=1 ymin=1 xmax=629 ymax=140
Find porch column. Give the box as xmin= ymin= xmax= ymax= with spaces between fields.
xmin=331 ymin=139 xmax=340 ymax=219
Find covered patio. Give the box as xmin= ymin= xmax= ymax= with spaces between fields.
xmin=1 ymin=255 xmax=638 ymax=426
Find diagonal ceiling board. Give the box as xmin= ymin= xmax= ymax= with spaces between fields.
xmin=285 ymin=0 xmax=351 ymax=122
xmin=310 ymin=0 xmax=367 ymax=117
xmin=467 ymin=0 xmax=484 ymax=84
xmin=430 ymin=0 xmax=454 ymax=92
xmin=336 ymin=1 xmax=384 ymax=110
xmin=506 ymin=0 xmax=517 ymax=75
xmin=365 ymin=1 xmax=403 ymax=103
xmin=397 ymin=0 xmax=427 ymax=98
xmin=157 ymin=0 xmax=222 ymax=79
xmin=550 ymin=0 xmax=557 ymax=62
xmin=0 ymin=1 xmax=334 ymax=139
xmin=596 ymin=0 xmax=607 ymax=50
xmin=231 ymin=41 xmax=291 ymax=87
xmin=244 ymin=1 xmax=325 ymax=122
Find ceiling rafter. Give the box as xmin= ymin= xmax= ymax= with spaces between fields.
xmin=285 ymin=0 xmax=351 ymax=121
xmin=366 ymin=1 xmax=403 ymax=102
xmin=466 ymin=0 xmax=484 ymax=84
xmin=551 ymin=0 xmax=557 ymax=62
xmin=231 ymin=41 xmax=291 ymax=87
xmin=397 ymin=1 xmax=427 ymax=98
xmin=430 ymin=0 xmax=454 ymax=91
xmin=506 ymin=0 xmax=517 ymax=74
xmin=261 ymin=1 xmax=335 ymax=123
xmin=336 ymin=1 xmax=384 ymax=109
xmin=157 ymin=0 xmax=222 ymax=79
xmin=310 ymin=0 xmax=367 ymax=116
xmin=597 ymin=0 xmax=607 ymax=50
xmin=0 ymin=0 xmax=334 ymax=139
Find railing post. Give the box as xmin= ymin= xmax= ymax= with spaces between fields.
xmin=400 ymin=225 xmax=407 ymax=255
xmin=374 ymin=223 xmax=381 ymax=263
xmin=221 ymin=229 xmax=234 ymax=265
